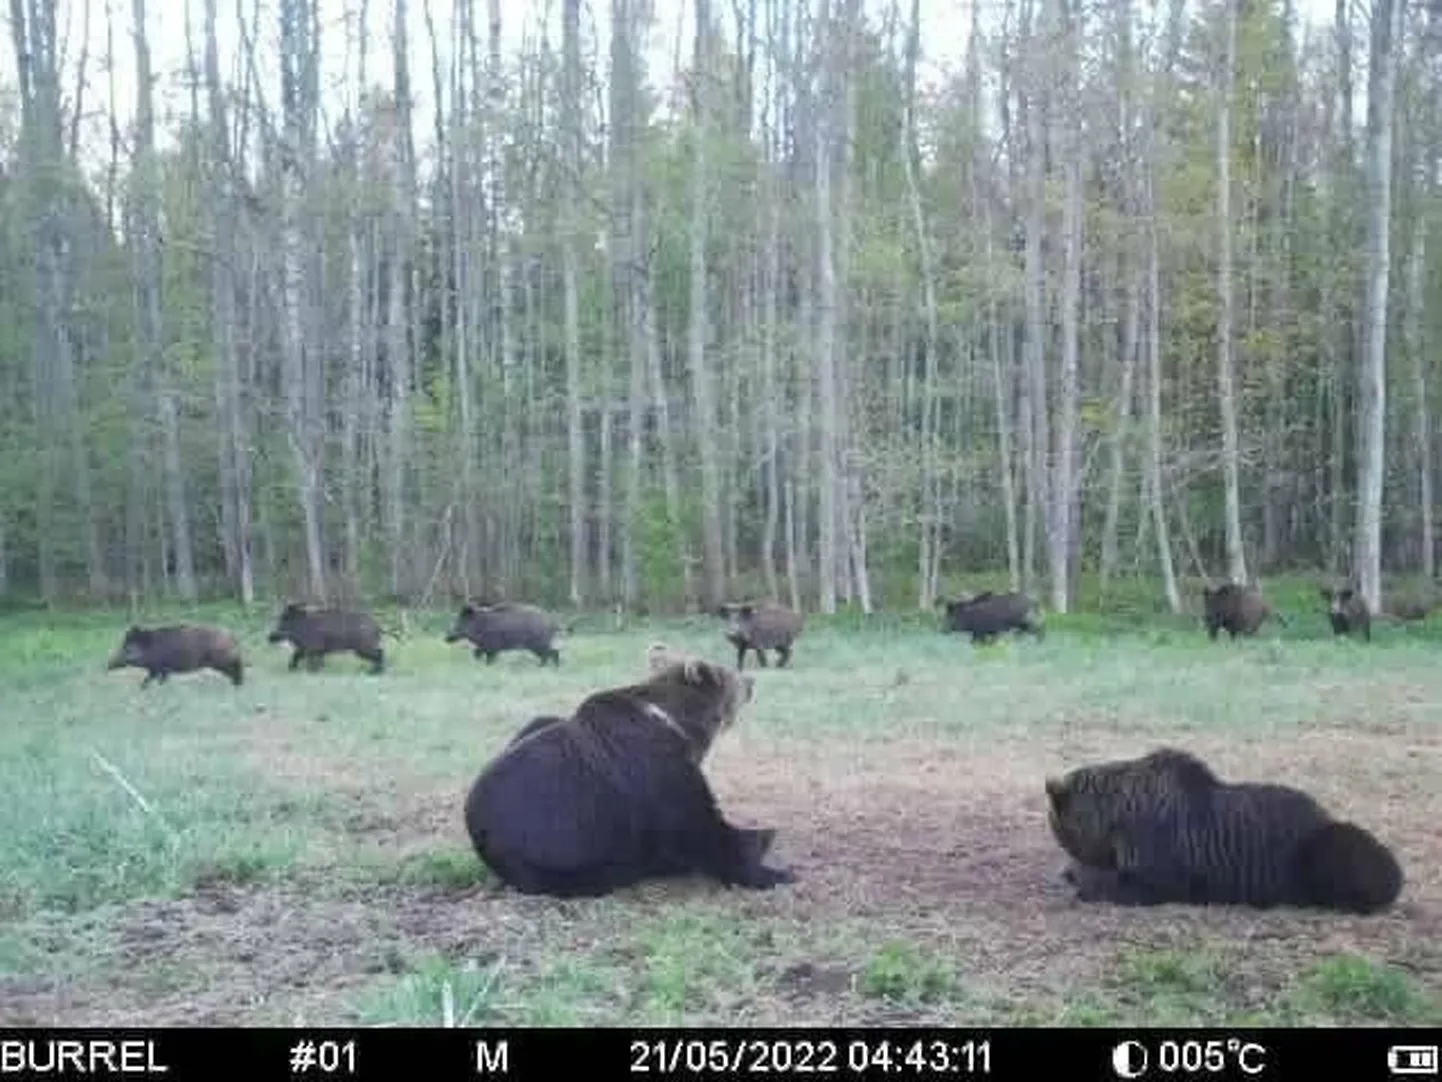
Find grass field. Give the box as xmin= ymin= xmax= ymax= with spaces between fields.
xmin=1 ymin=581 xmax=1440 ymax=1027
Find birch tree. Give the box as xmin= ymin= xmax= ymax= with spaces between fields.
xmin=1215 ymin=0 xmax=1246 ymax=585
xmin=1352 ymin=0 xmax=1407 ymax=611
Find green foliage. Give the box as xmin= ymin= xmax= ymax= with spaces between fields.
xmin=351 ymin=954 xmax=506 ymax=1026
xmin=860 ymin=940 xmax=958 ymax=1004
xmin=0 ymin=0 xmax=1434 ymax=626
xmin=635 ymin=487 xmax=697 ymax=608
xmin=1287 ymin=954 xmax=1441 ymax=1024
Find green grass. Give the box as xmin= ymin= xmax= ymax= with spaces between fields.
xmin=0 ymin=576 xmax=1439 ymax=1026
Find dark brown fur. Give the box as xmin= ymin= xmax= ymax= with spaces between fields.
xmin=462 ymin=645 xmax=793 ymax=899
xmin=267 ymin=603 xmax=386 ymax=673
xmin=508 ymin=715 xmax=568 ymax=747
xmin=717 ymin=601 xmax=805 ymax=670
xmin=1046 ymin=746 xmax=1403 ymax=913
xmin=1320 ymin=586 xmax=1371 ymax=640
xmin=107 ymin=624 xmax=245 ymax=688
xmin=445 ymin=601 xmax=561 ymax=666
xmin=938 ymin=591 xmax=1044 ymax=643
xmin=1201 ymin=582 xmax=1286 ymax=640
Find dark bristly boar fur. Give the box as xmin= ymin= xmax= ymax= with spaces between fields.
xmin=462 ymin=644 xmax=795 ymax=899
xmin=717 ymin=600 xmax=805 ymax=670
xmin=1200 ymin=582 xmax=1287 ymax=640
xmin=1046 ymin=746 xmax=1403 ymax=913
xmin=1320 ymin=585 xmax=1371 ymax=641
xmin=267 ymin=603 xmax=386 ymax=673
xmin=445 ymin=601 xmax=561 ymax=666
xmin=107 ymin=624 xmax=245 ymax=688
xmin=938 ymin=591 xmax=1045 ymax=644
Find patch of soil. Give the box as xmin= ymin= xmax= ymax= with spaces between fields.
xmin=5 ymin=726 xmax=1438 ymax=1025
xmin=774 ymin=961 xmax=855 ymax=1001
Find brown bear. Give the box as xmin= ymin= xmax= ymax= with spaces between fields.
xmin=506 ymin=715 xmax=568 ymax=747
xmin=1045 ymin=746 xmax=1403 ymax=913
xmin=462 ymin=644 xmax=794 ymax=899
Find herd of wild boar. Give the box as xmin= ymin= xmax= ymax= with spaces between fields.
xmin=96 ymin=579 xmax=1426 ymax=915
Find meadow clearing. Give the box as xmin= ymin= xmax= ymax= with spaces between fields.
xmin=1 ymin=581 xmax=1440 ymax=1028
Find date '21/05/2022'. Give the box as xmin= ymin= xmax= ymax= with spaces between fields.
xmin=629 ymin=1036 xmax=994 ymax=1075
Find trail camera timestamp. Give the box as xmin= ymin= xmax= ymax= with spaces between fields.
xmin=849 ymin=1038 xmax=993 ymax=1075
xmin=629 ymin=1035 xmax=992 ymax=1076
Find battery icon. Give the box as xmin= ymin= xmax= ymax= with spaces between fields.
xmin=1389 ymin=1046 xmax=1439 ymax=1075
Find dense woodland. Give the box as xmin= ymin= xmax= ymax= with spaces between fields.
xmin=0 ymin=0 xmax=1437 ymax=617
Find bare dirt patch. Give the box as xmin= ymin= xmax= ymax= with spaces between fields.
xmin=5 ymin=725 xmax=1438 ymax=1025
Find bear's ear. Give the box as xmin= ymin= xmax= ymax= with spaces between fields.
xmin=1044 ymin=776 xmax=1066 ymax=810
xmin=646 ymin=642 xmax=677 ymax=673
xmin=646 ymin=642 xmax=707 ymax=685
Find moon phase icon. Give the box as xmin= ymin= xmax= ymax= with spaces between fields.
xmin=1111 ymin=1040 xmax=1148 ymax=1079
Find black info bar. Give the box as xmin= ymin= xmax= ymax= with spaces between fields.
xmin=0 ymin=1027 xmax=1434 ymax=1080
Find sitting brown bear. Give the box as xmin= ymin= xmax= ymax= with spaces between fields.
xmin=462 ymin=644 xmax=795 ymax=899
